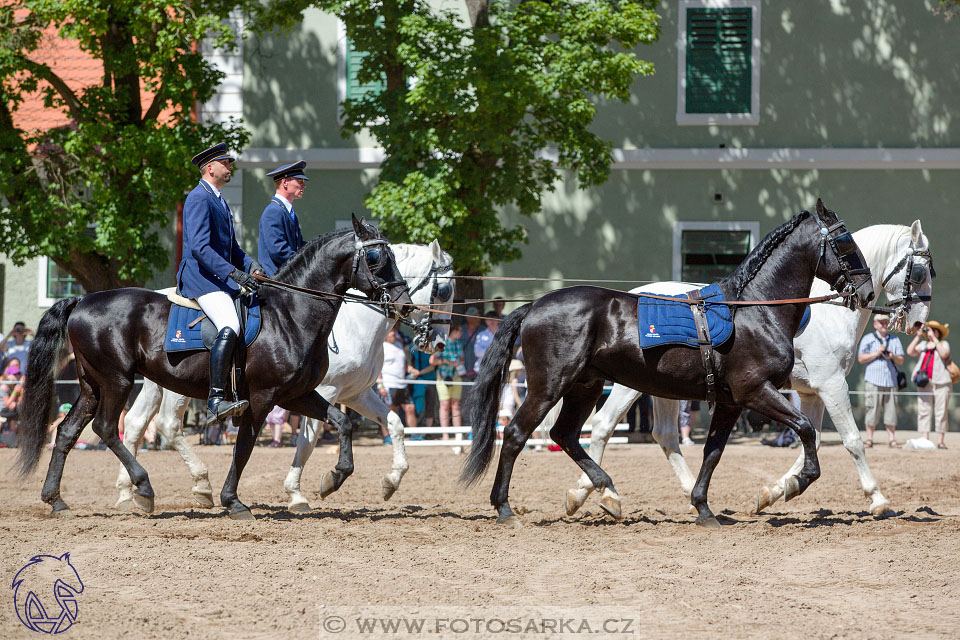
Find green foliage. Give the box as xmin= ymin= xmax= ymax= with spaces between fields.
xmin=256 ymin=0 xmax=660 ymax=275
xmin=0 ymin=0 xmax=256 ymax=289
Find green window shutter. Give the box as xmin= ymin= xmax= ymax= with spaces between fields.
xmin=345 ymin=39 xmax=385 ymax=101
xmin=681 ymin=229 xmax=751 ymax=283
xmin=686 ymin=7 xmax=752 ymax=114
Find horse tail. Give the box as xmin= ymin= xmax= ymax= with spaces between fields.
xmin=16 ymin=296 xmax=82 ymax=477
xmin=460 ymin=303 xmax=532 ymax=486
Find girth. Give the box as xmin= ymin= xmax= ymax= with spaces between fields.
xmin=686 ymin=289 xmax=718 ymax=409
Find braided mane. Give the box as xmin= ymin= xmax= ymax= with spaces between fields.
xmin=724 ymin=210 xmax=812 ymax=299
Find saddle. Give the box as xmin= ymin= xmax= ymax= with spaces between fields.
xmin=636 ymin=284 xmax=811 ymax=407
xmin=161 ymin=288 xmax=262 ymax=353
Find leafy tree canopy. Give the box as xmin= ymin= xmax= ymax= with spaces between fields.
xmin=0 ymin=0 xmax=257 ymax=290
xmin=252 ymin=0 xmax=660 ymax=279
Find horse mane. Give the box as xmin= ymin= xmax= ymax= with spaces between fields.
xmin=272 ymin=223 xmax=384 ymax=284
xmin=724 ymin=210 xmax=812 ymax=299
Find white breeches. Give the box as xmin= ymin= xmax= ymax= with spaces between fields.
xmin=196 ymin=291 xmax=240 ymax=334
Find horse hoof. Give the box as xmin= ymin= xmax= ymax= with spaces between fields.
xmin=288 ymin=502 xmax=312 ymax=514
xmin=116 ymin=499 xmax=136 ymax=512
xmin=870 ymin=499 xmax=893 ymax=517
xmin=564 ymin=489 xmax=587 ymax=516
xmin=381 ymin=477 xmax=398 ymax=502
xmin=228 ymin=509 xmax=256 ymax=521
xmin=133 ymin=493 xmax=155 ymax=513
xmin=598 ymin=489 xmax=622 ymax=521
xmin=751 ymin=486 xmax=773 ymax=514
xmin=50 ymin=508 xmax=74 ymax=519
xmin=497 ymin=515 xmax=523 ymax=529
xmin=192 ymin=493 xmax=215 ymax=509
xmin=319 ymin=471 xmax=338 ymax=499
xmin=695 ymin=516 xmax=722 ymax=530
xmin=783 ymin=476 xmax=801 ymax=502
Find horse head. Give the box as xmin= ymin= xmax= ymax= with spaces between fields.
xmin=875 ymin=220 xmax=933 ymax=334
xmin=394 ymin=239 xmax=455 ymax=354
xmin=813 ymin=199 xmax=875 ymax=310
xmin=345 ymin=214 xmax=413 ymax=317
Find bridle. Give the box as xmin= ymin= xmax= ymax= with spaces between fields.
xmin=350 ymin=238 xmax=411 ymax=318
xmin=814 ymin=216 xmax=872 ymax=310
xmin=404 ymin=260 xmax=455 ymax=350
xmin=877 ymin=244 xmax=935 ymax=325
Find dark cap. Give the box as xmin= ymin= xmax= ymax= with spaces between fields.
xmin=191 ymin=142 xmax=235 ymax=169
xmin=267 ymin=160 xmax=309 ymax=182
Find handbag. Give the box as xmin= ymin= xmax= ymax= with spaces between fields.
xmin=945 ymin=358 xmax=960 ymax=385
xmin=896 ymin=370 xmax=908 ymax=391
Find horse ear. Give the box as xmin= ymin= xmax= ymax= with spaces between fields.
xmin=910 ymin=220 xmax=924 ymax=246
xmin=430 ymin=238 xmax=443 ymax=261
xmin=815 ymin=198 xmax=826 ymax=219
xmin=351 ymin=213 xmax=369 ymax=239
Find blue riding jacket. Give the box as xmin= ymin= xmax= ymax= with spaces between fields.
xmin=257 ymin=196 xmax=305 ymax=277
xmin=176 ymin=180 xmax=253 ymax=299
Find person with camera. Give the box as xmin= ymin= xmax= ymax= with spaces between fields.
xmin=857 ymin=314 xmax=905 ymax=448
xmin=907 ymin=321 xmax=953 ymax=449
xmin=0 ymin=321 xmax=33 ymax=374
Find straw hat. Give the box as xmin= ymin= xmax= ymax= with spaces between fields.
xmin=925 ymin=321 xmax=949 ymax=339
xmin=508 ymin=359 xmax=524 ymax=373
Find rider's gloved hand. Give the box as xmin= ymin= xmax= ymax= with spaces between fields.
xmin=230 ymin=268 xmax=260 ymax=292
xmin=248 ymin=261 xmax=265 ymax=276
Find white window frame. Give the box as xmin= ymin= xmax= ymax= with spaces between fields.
xmin=672 ymin=220 xmax=759 ymax=281
xmin=37 ymin=257 xmax=83 ymax=308
xmin=676 ymin=0 xmax=761 ymax=126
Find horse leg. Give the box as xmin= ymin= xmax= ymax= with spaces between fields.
xmin=283 ymin=391 xmax=355 ymax=501
xmin=651 ymin=396 xmax=697 ymax=501
xmin=744 ymin=384 xmax=821 ymax=503
xmin=42 ymin=386 xmax=99 ymax=517
xmin=822 ymin=385 xmax=890 ymax=515
xmin=161 ymin=390 xmax=214 ymax=507
xmin=549 ymin=382 xmax=624 ymax=519
xmin=753 ymin=391 xmax=822 ymax=513
xmin=89 ymin=379 xmax=156 ymax=512
xmin=284 ymin=415 xmax=322 ymax=513
xmin=490 ymin=392 xmax=565 ymax=528
xmin=689 ymin=403 xmax=741 ymax=529
xmin=219 ymin=403 xmax=271 ymax=520
xmin=565 ymin=384 xmax=638 ymax=516
xmin=116 ymin=378 xmax=161 ymax=510
xmin=342 ymin=388 xmax=407 ymax=501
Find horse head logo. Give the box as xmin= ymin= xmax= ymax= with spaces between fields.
xmin=12 ymin=553 xmax=84 ymax=634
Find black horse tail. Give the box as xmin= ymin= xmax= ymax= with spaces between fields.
xmin=16 ymin=296 xmax=82 ymax=477
xmin=460 ymin=303 xmax=532 ymax=487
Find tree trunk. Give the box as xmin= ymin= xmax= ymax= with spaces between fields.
xmin=57 ymin=252 xmax=142 ymax=293
xmin=464 ymin=0 xmax=490 ymax=27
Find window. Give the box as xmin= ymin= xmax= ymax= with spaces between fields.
xmin=338 ymin=20 xmax=386 ymax=122
xmin=677 ymin=0 xmax=760 ymax=125
xmin=38 ymin=257 xmax=84 ymax=307
xmin=672 ymin=221 xmax=759 ymax=282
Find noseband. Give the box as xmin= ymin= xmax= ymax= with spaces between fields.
xmin=879 ymin=245 xmax=935 ymax=324
xmin=351 ymin=238 xmax=410 ymax=317
xmin=405 ymin=260 xmax=455 ymax=350
xmin=815 ymin=217 xmax=872 ymax=304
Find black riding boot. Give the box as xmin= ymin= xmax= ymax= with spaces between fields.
xmin=207 ymin=327 xmax=249 ymax=421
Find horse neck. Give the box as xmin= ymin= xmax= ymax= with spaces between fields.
xmin=736 ymin=225 xmax=819 ymax=303
xmin=854 ymin=225 xmax=909 ymax=339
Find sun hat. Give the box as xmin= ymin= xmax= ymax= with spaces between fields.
xmin=508 ymin=359 xmax=524 ymax=373
xmin=925 ymin=320 xmax=949 ymax=339
xmin=58 ymin=403 xmax=72 ymax=414
xmin=465 ymin=306 xmax=480 ymax=316
xmin=874 ymin=314 xmax=890 ymax=322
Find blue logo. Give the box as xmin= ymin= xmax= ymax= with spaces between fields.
xmin=12 ymin=553 xmax=84 ymax=634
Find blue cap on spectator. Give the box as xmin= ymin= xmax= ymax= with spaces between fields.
xmin=191 ymin=142 xmax=235 ymax=169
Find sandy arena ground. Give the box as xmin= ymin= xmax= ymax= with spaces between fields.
xmin=2 ymin=429 xmax=959 ymax=639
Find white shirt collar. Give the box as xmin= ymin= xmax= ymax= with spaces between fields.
xmin=201 ymin=179 xmax=222 ymax=199
xmin=274 ymin=193 xmax=293 ymax=213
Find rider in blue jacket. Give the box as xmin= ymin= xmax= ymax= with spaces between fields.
xmin=176 ymin=142 xmax=263 ymax=421
xmin=257 ymin=160 xmax=308 ymax=277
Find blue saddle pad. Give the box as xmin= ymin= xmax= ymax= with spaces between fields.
xmin=796 ymin=306 xmax=811 ymax=336
xmin=636 ymin=283 xmax=733 ymax=349
xmin=164 ymin=295 xmax=261 ymax=353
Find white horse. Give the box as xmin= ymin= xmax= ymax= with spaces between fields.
xmin=116 ymin=241 xmax=454 ymax=511
xmin=564 ymin=222 xmax=932 ymax=517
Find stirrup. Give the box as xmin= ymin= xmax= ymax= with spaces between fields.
xmin=207 ymin=398 xmax=249 ymax=422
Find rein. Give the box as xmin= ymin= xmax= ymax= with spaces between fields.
xmin=251 ymin=273 xmax=372 ymax=305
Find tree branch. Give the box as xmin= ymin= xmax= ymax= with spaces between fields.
xmin=19 ymin=57 xmax=85 ymax=122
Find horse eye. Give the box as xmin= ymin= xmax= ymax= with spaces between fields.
xmin=436 ymin=283 xmax=452 ymax=301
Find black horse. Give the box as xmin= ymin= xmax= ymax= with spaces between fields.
xmin=461 ymin=200 xmax=875 ymax=529
xmin=17 ymin=215 xmax=412 ymax=520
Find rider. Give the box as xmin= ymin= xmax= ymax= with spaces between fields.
xmin=176 ymin=142 xmax=263 ymax=421
xmin=257 ymin=160 xmax=307 ymax=277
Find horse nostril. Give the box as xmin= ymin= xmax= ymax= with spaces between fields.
xmin=866 ymin=291 xmax=875 ymax=303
